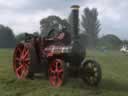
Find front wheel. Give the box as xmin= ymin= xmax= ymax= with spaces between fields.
xmin=81 ymin=60 xmax=102 ymax=86
xmin=48 ymin=59 xmax=67 ymax=88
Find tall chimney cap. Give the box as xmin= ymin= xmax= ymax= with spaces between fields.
xmin=71 ymin=5 xmax=80 ymax=10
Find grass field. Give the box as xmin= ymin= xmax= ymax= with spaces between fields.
xmin=0 ymin=49 xmax=128 ymax=96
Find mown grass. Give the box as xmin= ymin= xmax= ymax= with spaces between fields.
xmin=0 ymin=49 xmax=128 ymax=96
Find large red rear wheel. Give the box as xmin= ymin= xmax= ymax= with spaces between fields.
xmin=49 ymin=59 xmax=64 ymax=88
xmin=13 ymin=44 xmax=31 ymax=79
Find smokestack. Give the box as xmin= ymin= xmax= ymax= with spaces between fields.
xmin=71 ymin=5 xmax=80 ymax=39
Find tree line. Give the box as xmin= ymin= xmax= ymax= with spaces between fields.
xmin=0 ymin=7 xmax=126 ymax=49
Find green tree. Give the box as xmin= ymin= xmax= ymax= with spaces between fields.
xmin=81 ymin=7 xmax=101 ymax=48
xmin=98 ymin=34 xmax=122 ymax=49
xmin=122 ymin=40 xmax=128 ymax=45
xmin=33 ymin=32 xmax=39 ymax=36
xmin=79 ymin=33 xmax=87 ymax=49
xmin=40 ymin=15 xmax=71 ymax=37
xmin=15 ymin=33 xmax=26 ymax=44
xmin=68 ymin=12 xmax=72 ymax=26
xmin=16 ymin=32 xmax=39 ymax=43
xmin=0 ymin=24 xmax=16 ymax=48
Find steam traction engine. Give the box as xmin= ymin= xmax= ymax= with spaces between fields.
xmin=13 ymin=5 xmax=101 ymax=87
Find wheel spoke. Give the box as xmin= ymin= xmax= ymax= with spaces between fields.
xmin=88 ymin=63 xmax=92 ymax=68
xmin=57 ymin=72 xmax=63 ymax=80
xmin=55 ymin=62 xmax=59 ymax=72
xmin=56 ymin=72 xmax=63 ymax=86
xmin=94 ymin=72 xmax=98 ymax=77
xmin=50 ymin=73 xmax=57 ymax=86
xmin=58 ymin=69 xmax=63 ymax=73
xmin=20 ymin=66 xmax=28 ymax=79
xmin=52 ymin=74 xmax=56 ymax=80
xmin=49 ymin=59 xmax=64 ymax=87
xmin=13 ymin=44 xmax=31 ymax=79
xmin=17 ymin=48 xmax=22 ymax=53
xmin=24 ymin=58 xmax=30 ymax=62
xmin=90 ymin=77 xmax=94 ymax=84
xmin=23 ymin=49 xmax=29 ymax=59
xmin=93 ymin=67 xmax=97 ymax=72
xmin=16 ymin=57 xmax=20 ymax=61
xmin=21 ymin=47 xmax=26 ymax=58
xmin=49 ymin=68 xmax=55 ymax=73
xmin=20 ymin=68 xmax=25 ymax=78
xmin=16 ymin=64 xmax=23 ymax=74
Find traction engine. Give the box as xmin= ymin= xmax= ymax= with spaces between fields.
xmin=13 ymin=5 xmax=101 ymax=87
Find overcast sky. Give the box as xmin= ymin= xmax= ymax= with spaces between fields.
xmin=0 ymin=0 xmax=128 ymax=40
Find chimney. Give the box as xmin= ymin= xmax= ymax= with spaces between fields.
xmin=71 ymin=5 xmax=80 ymax=39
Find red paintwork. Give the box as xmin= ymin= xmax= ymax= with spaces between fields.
xmin=13 ymin=43 xmax=31 ymax=79
xmin=13 ymin=31 xmax=70 ymax=87
xmin=49 ymin=59 xmax=64 ymax=88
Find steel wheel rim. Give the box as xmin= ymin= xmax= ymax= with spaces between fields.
xmin=49 ymin=59 xmax=64 ymax=88
xmin=13 ymin=44 xmax=30 ymax=79
xmin=84 ymin=61 xmax=98 ymax=85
